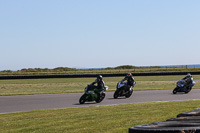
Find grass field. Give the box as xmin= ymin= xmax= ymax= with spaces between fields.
xmin=0 ymin=75 xmax=200 ymax=96
xmin=1 ymin=100 xmax=200 ymax=133
xmin=1 ymin=75 xmax=200 ymax=132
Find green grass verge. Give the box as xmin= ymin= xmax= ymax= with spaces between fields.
xmin=1 ymin=100 xmax=200 ymax=133
xmin=0 ymin=75 xmax=200 ymax=96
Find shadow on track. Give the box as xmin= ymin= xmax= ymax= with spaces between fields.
xmin=73 ymin=102 xmax=97 ymax=106
xmin=107 ymin=97 xmax=127 ymax=100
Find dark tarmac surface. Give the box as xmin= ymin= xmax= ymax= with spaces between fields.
xmin=1 ymin=89 xmax=200 ymax=114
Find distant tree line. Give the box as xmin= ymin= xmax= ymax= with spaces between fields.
xmin=0 ymin=65 xmax=199 ymax=73
xmin=1 ymin=65 xmax=140 ymax=72
xmin=112 ymin=65 xmax=162 ymax=69
xmin=18 ymin=67 xmax=77 ymax=72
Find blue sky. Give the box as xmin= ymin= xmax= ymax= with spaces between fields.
xmin=0 ymin=0 xmax=200 ymax=70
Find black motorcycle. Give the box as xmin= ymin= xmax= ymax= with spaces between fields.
xmin=113 ymin=81 xmax=136 ymax=99
xmin=173 ymin=79 xmax=195 ymax=94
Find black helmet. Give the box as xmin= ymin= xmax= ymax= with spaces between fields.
xmin=97 ymin=75 xmax=103 ymax=81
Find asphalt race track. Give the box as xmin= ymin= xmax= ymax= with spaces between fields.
xmin=1 ymin=89 xmax=200 ymax=114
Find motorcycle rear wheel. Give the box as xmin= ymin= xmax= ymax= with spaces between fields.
xmin=96 ymin=93 xmax=105 ymax=103
xmin=125 ymin=89 xmax=133 ymax=98
xmin=185 ymin=88 xmax=192 ymax=93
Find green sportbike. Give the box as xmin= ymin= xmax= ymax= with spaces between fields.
xmin=79 ymin=85 xmax=108 ymax=104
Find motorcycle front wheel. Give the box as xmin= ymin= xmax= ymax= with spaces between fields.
xmin=173 ymin=87 xmax=178 ymax=94
xmin=113 ymin=90 xmax=119 ymax=99
xmin=79 ymin=94 xmax=86 ymax=104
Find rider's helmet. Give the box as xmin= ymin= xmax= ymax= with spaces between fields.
xmin=97 ymin=75 xmax=103 ymax=81
xmin=186 ymin=73 xmax=191 ymax=78
xmin=126 ymin=73 xmax=132 ymax=78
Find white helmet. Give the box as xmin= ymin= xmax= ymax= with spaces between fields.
xmin=186 ymin=73 xmax=191 ymax=77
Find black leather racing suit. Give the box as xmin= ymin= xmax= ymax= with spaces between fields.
xmin=90 ymin=79 xmax=105 ymax=95
xmin=121 ymin=76 xmax=135 ymax=90
xmin=182 ymin=76 xmax=193 ymax=89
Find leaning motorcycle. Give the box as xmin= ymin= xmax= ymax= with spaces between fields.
xmin=79 ymin=85 xmax=108 ymax=104
xmin=173 ymin=79 xmax=195 ymax=94
xmin=113 ymin=81 xmax=136 ymax=99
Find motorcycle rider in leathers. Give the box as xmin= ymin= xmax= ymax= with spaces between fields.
xmin=121 ymin=73 xmax=135 ymax=90
xmin=90 ymin=75 xmax=105 ymax=97
xmin=182 ymin=73 xmax=193 ymax=89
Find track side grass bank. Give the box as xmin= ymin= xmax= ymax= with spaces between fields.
xmin=0 ymin=75 xmax=200 ymax=95
xmin=1 ymin=100 xmax=200 ymax=133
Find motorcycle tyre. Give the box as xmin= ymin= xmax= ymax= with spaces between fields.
xmin=79 ymin=94 xmax=86 ymax=104
xmin=113 ymin=90 xmax=119 ymax=99
xmin=125 ymin=89 xmax=133 ymax=98
xmin=96 ymin=92 xmax=105 ymax=103
xmin=173 ymin=87 xmax=178 ymax=94
xmin=185 ymin=88 xmax=192 ymax=94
